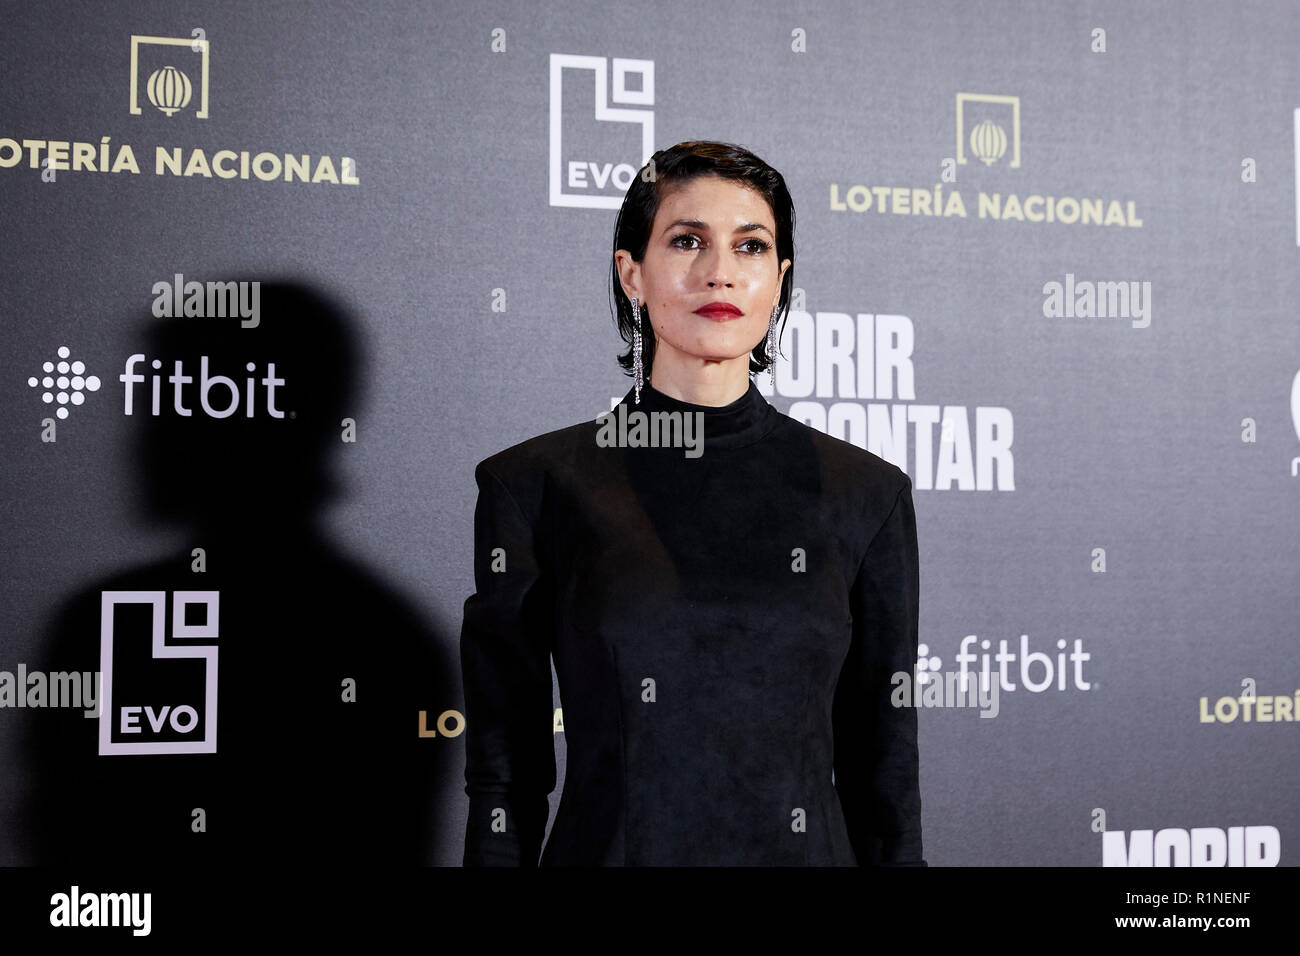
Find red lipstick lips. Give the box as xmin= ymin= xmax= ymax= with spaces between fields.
xmin=695 ymin=301 xmax=743 ymax=321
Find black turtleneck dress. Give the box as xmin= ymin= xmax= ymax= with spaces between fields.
xmin=460 ymin=378 xmax=923 ymax=866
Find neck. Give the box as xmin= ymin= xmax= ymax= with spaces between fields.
xmin=647 ymin=356 xmax=750 ymax=407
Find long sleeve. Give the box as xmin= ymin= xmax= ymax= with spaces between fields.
xmin=832 ymin=474 xmax=925 ymax=865
xmin=459 ymin=461 xmax=556 ymax=866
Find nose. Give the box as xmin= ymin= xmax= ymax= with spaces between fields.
xmin=706 ymin=264 xmax=733 ymax=288
xmin=700 ymin=245 xmax=732 ymax=288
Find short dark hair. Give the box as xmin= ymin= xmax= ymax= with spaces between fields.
xmin=609 ymin=141 xmax=796 ymax=381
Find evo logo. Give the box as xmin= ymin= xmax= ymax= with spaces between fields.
xmin=549 ymin=54 xmax=654 ymax=209
xmin=98 ymin=590 xmax=218 ymax=755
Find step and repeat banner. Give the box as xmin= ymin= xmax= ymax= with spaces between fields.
xmin=1 ymin=0 xmax=1297 ymax=873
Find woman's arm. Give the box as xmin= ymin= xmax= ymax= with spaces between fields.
xmin=460 ymin=461 xmax=556 ymax=866
xmin=833 ymin=473 xmax=925 ymax=865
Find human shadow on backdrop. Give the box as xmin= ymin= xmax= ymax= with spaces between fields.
xmin=24 ymin=280 xmax=457 ymax=865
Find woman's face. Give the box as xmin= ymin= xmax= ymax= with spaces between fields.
xmin=617 ymin=174 xmax=791 ymax=384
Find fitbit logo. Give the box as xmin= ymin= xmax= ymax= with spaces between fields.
xmin=120 ymin=353 xmax=285 ymax=418
xmin=25 ymin=348 xmax=290 ymax=425
xmin=27 ymin=345 xmax=103 ymax=421
xmin=948 ymin=633 xmax=1092 ymax=692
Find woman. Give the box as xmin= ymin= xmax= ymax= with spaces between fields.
xmin=460 ymin=141 xmax=923 ymax=866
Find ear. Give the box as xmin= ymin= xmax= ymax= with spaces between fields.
xmin=614 ymin=249 xmax=642 ymax=303
xmin=772 ymin=257 xmax=792 ymax=312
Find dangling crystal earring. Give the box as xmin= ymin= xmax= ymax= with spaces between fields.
xmin=631 ymin=296 xmax=643 ymax=404
xmin=765 ymin=306 xmax=780 ymax=390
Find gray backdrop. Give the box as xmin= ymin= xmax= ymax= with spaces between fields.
xmin=1 ymin=0 xmax=1297 ymax=866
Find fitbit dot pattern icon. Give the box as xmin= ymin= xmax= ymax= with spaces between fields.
xmin=916 ymin=644 xmax=942 ymax=685
xmin=28 ymin=346 xmax=102 ymax=420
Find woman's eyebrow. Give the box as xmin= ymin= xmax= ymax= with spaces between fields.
xmin=660 ymin=219 xmax=773 ymax=238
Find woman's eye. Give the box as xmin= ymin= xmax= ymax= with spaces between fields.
xmin=670 ymin=233 xmax=769 ymax=254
